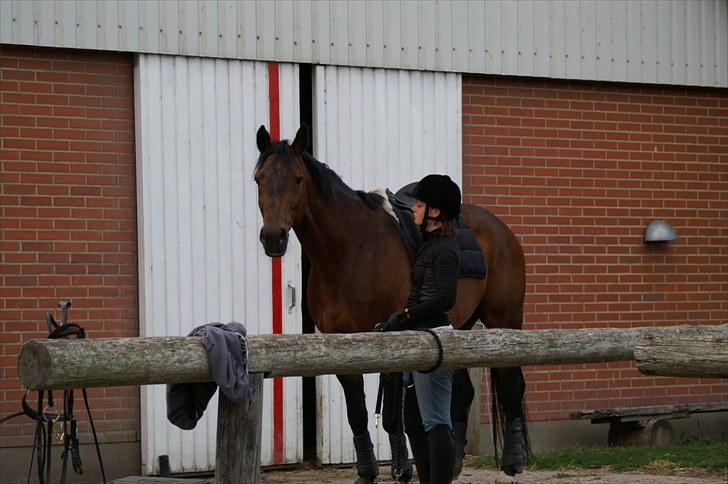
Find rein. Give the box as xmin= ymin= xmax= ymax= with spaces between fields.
xmin=374 ymin=327 xmax=446 ymax=420
xmin=417 ymin=328 xmax=445 ymax=374
xmin=372 ymin=326 xmax=445 ymax=484
xmin=0 ymin=304 xmax=106 ymax=484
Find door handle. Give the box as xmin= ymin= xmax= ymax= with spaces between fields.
xmin=287 ymin=282 xmax=296 ymax=314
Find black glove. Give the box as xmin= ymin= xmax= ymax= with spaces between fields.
xmin=374 ymin=310 xmax=407 ymax=332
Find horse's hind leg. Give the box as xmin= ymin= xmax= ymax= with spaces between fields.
xmin=479 ymin=280 xmax=529 ymax=477
xmin=493 ymin=366 xmax=528 ymax=477
xmin=336 ymin=374 xmax=378 ymax=484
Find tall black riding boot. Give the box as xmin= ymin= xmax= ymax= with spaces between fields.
xmin=404 ymin=386 xmax=429 ymax=483
xmin=451 ymin=421 xmax=467 ymax=479
xmin=428 ymin=424 xmax=455 ymax=484
xmin=407 ymin=428 xmax=430 ymax=484
xmin=353 ymin=431 xmax=378 ymax=484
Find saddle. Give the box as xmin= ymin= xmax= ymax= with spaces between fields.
xmin=388 ymin=183 xmax=486 ymax=279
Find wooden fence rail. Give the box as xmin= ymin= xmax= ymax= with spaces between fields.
xmin=19 ymin=325 xmax=728 ymax=391
xmin=16 ymin=324 xmax=728 ymax=483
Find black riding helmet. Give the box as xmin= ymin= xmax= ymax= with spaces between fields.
xmin=409 ymin=174 xmax=462 ymax=220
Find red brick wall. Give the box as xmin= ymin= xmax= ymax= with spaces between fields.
xmin=462 ymin=76 xmax=728 ymax=423
xmin=1 ymin=45 xmax=138 ymax=447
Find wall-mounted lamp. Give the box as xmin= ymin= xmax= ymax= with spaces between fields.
xmin=644 ymin=220 xmax=677 ymax=243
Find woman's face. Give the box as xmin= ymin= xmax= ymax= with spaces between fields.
xmin=412 ymin=200 xmax=426 ymax=225
xmin=412 ymin=200 xmax=440 ymax=227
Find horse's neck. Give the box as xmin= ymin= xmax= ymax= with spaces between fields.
xmin=293 ymin=187 xmax=377 ymax=271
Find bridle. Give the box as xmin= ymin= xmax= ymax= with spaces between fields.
xmin=1 ymin=302 xmax=106 ymax=484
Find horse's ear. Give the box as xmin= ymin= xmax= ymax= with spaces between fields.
xmin=292 ymin=124 xmax=309 ymax=156
xmin=257 ymin=125 xmax=271 ymax=152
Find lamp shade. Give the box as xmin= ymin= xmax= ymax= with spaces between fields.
xmin=644 ymin=220 xmax=677 ymax=242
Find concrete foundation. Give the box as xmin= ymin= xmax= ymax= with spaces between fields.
xmin=470 ymin=412 xmax=728 ymax=456
xmin=0 ymin=441 xmax=140 ymax=484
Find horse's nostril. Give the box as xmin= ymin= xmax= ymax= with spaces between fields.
xmin=260 ymin=227 xmax=288 ymax=254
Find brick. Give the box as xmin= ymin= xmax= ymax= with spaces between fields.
xmin=3 ymin=138 xmax=35 ymax=149
xmin=36 ymin=116 xmax=68 ymax=127
xmin=53 ymin=83 xmax=85 ymax=95
xmin=36 ymin=139 xmax=69 ymax=151
xmin=2 ymin=70 xmax=35 ymax=81
xmin=3 ymin=92 xmax=35 ymax=104
xmin=2 ymin=115 xmax=36 ymax=127
xmin=36 ymin=94 xmax=69 ymax=105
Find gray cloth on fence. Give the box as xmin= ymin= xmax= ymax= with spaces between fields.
xmin=166 ymin=322 xmax=255 ymax=430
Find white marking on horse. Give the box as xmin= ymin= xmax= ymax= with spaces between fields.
xmin=369 ymin=187 xmax=398 ymax=222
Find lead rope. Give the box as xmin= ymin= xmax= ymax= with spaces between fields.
xmin=374 ymin=327 xmax=444 ymax=483
xmin=417 ymin=328 xmax=444 ymax=373
xmin=374 ymin=376 xmax=384 ymax=428
xmin=373 ymin=373 xmax=407 ymax=483
xmin=60 ymin=389 xmax=70 ymax=483
xmin=392 ymin=371 xmax=406 ymax=484
xmin=83 ymin=387 xmax=107 ymax=482
xmin=375 ymin=326 xmax=444 ymax=425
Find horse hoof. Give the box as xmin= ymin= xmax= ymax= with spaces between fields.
xmin=392 ymin=469 xmax=413 ymax=483
xmin=494 ymin=471 xmax=519 ymax=484
xmin=354 ymin=478 xmax=375 ymax=484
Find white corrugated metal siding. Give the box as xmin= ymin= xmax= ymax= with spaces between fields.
xmin=312 ymin=65 xmax=461 ymax=465
xmin=134 ymin=54 xmax=302 ymax=474
xmin=2 ymin=0 xmax=726 ymax=87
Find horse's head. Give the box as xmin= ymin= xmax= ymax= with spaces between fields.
xmin=254 ymin=125 xmax=309 ymax=257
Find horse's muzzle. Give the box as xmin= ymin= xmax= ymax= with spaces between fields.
xmin=260 ymin=226 xmax=289 ymax=257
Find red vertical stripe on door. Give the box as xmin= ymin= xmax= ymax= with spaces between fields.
xmin=268 ymin=62 xmax=284 ymax=465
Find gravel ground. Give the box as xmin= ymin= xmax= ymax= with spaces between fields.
xmin=259 ymin=465 xmax=727 ymax=484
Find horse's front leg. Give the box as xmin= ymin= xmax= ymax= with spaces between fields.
xmin=336 ymin=374 xmax=378 ymax=484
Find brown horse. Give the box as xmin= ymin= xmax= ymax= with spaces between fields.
xmin=255 ymin=125 xmax=529 ymax=483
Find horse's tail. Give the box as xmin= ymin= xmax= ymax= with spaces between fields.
xmin=489 ymin=368 xmax=532 ymax=467
xmin=489 ymin=368 xmax=505 ymax=465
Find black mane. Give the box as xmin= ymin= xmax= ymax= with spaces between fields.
xmin=256 ymin=140 xmax=384 ymax=209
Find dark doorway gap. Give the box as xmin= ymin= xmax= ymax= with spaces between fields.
xmin=299 ymin=63 xmax=317 ymax=464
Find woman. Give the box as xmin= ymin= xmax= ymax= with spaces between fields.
xmin=375 ymin=174 xmax=461 ymax=484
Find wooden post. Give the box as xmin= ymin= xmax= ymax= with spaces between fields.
xmin=216 ymin=373 xmax=264 ymax=484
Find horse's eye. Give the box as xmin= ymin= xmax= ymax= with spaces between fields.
xmin=295 ymin=176 xmax=303 ymax=185
xmin=254 ymin=176 xmax=260 ymax=185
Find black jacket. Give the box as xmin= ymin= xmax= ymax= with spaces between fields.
xmin=405 ymin=229 xmax=459 ymax=329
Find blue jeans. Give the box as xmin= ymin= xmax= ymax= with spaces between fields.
xmin=412 ymin=367 xmax=453 ymax=432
